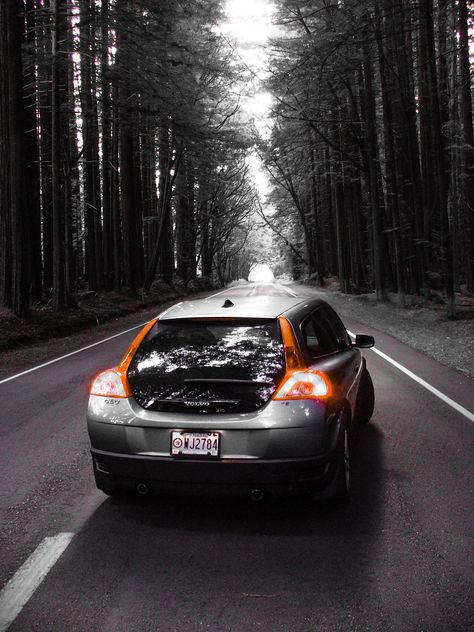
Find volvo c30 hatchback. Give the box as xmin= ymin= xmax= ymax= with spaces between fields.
xmin=87 ymin=295 xmax=375 ymax=505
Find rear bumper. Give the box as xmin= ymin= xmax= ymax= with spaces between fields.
xmin=91 ymin=448 xmax=336 ymax=497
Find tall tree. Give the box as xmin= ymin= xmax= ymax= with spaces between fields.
xmin=458 ymin=0 xmax=474 ymax=292
xmin=51 ymin=0 xmax=69 ymax=309
xmin=80 ymin=0 xmax=102 ymax=291
xmin=1 ymin=0 xmax=30 ymax=316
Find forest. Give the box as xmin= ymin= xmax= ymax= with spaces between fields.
xmin=0 ymin=0 xmax=473 ymax=320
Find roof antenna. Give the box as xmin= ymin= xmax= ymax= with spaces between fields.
xmin=222 ymin=299 xmax=234 ymax=308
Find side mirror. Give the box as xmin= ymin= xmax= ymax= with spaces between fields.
xmin=354 ymin=334 xmax=375 ymax=348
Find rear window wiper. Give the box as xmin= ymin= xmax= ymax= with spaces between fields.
xmin=183 ymin=378 xmax=273 ymax=385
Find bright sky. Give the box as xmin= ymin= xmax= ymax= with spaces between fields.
xmin=221 ymin=0 xmax=276 ymax=138
xmin=222 ymin=0 xmax=276 ymax=56
xmin=221 ymin=0 xmax=276 ymax=197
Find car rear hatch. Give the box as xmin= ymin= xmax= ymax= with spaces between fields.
xmin=127 ymin=318 xmax=286 ymax=414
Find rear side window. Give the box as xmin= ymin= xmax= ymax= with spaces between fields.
xmin=318 ymin=306 xmax=351 ymax=350
xmin=301 ymin=315 xmax=337 ymax=358
xmin=127 ymin=319 xmax=285 ymax=413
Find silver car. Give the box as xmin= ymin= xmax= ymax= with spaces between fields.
xmin=87 ymin=295 xmax=374 ymax=505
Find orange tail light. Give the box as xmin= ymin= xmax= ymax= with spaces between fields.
xmin=272 ymin=369 xmax=331 ymax=400
xmin=90 ymin=318 xmax=158 ymax=398
xmin=274 ymin=316 xmax=331 ymax=400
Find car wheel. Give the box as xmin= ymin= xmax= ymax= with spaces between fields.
xmin=328 ymin=419 xmax=351 ymax=508
xmin=356 ymin=367 xmax=375 ymax=424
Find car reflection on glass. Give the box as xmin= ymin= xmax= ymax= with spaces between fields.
xmin=87 ymin=295 xmax=375 ymax=506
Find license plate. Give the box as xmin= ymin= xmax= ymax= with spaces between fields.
xmin=171 ymin=431 xmax=220 ymax=457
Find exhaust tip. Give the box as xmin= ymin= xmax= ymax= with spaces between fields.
xmin=249 ymin=488 xmax=264 ymax=502
xmin=136 ymin=481 xmax=151 ymax=496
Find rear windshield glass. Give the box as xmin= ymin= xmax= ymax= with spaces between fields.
xmin=127 ymin=319 xmax=285 ymax=413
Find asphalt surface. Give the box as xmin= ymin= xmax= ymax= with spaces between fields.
xmin=0 ymin=283 xmax=473 ymax=632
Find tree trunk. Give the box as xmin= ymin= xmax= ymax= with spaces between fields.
xmin=143 ymin=124 xmax=179 ymax=291
xmin=362 ymin=36 xmax=385 ymax=301
xmin=309 ymin=143 xmax=325 ymax=285
xmin=101 ymin=0 xmax=113 ymax=290
xmin=111 ymin=83 xmax=121 ymax=291
xmin=376 ymin=0 xmax=405 ymax=306
xmin=119 ymin=104 xmax=138 ymax=293
xmin=80 ymin=0 xmax=102 ymax=291
xmin=458 ymin=0 xmax=474 ymax=292
xmin=116 ymin=0 xmax=143 ymax=294
xmin=3 ymin=0 xmax=31 ymax=316
xmin=201 ymin=211 xmax=213 ymax=278
xmin=37 ymin=0 xmax=53 ymax=291
xmin=0 ymin=0 xmax=12 ymax=307
xmin=176 ymin=157 xmax=197 ymax=283
xmin=51 ymin=0 xmax=66 ymax=309
xmin=324 ymin=146 xmax=338 ymax=275
xmin=24 ymin=0 xmax=42 ymax=302
xmin=421 ymin=0 xmax=454 ymax=316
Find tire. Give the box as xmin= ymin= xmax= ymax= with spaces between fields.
xmin=329 ymin=423 xmax=351 ymax=508
xmin=356 ymin=367 xmax=375 ymax=425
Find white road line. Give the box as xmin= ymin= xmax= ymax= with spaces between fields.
xmin=277 ymin=284 xmax=298 ymax=297
xmin=0 ymin=323 xmax=148 ymax=386
xmin=212 ymin=283 xmax=298 ymax=298
xmin=207 ymin=286 xmax=237 ymax=297
xmin=348 ymin=330 xmax=474 ymax=423
xmin=0 ymin=533 xmax=74 ymax=632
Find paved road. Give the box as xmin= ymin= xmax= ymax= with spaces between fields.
xmin=0 ymin=283 xmax=473 ymax=632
